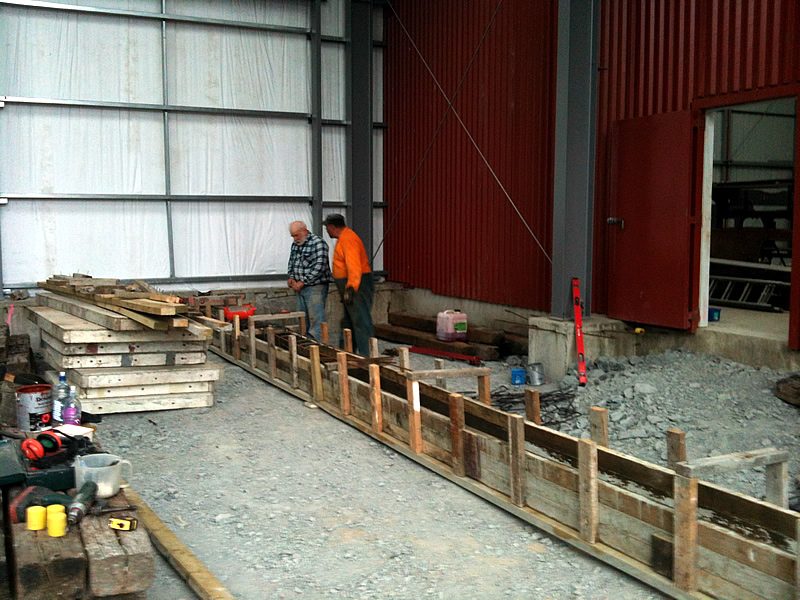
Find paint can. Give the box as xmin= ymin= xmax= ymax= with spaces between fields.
xmin=15 ymin=384 xmax=52 ymax=431
xmin=527 ymin=362 xmax=545 ymax=386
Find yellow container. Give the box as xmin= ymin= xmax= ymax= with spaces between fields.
xmin=26 ymin=506 xmax=46 ymax=531
xmin=47 ymin=504 xmax=66 ymax=517
xmin=47 ymin=512 xmax=67 ymax=538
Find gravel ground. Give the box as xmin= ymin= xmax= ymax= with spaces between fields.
xmin=98 ymin=347 xmax=798 ymax=599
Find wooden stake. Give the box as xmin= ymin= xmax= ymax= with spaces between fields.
xmin=524 ymin=389 xmax=541 ymax=425
xmin=766 ymin=461 xmax=789 ymax=508
xmin=448 ymin=393 xmax=465 ymax=477
xmin=369 ymin=337 xmax=379 ymax=358
xmin=369 ymin=364 xmax=383 ymax=433
xmin=477 ymin=374 xmax=491 ymax=405
xmin=666 ymin=428 xmax=687 ymax=469
xmin=337 ymin=351 xmax=351 ymax=415
xmin=266 ymin=326 xmax=277 ymax=379
xmin=216 ymin=308 xmax=227 ymax=354
xmin=589 ymin=407 xmax=609 ymax=447
xmin=288 ymin=334 xmax=298 ymax=389
xmin=397 ymin=347 xmax=410 ymax=369
xmin=434 ymin=358 xmax=446 ymax=389
xmin=310 ymin=345 xmax=323 ymax=403
xmin=508 ymin=413 xmax=526 ymax=507
xmin=233 ymin=315 xmax=241 ymax=361
xmin=673 ymin=475 xmax=699 ymax=591
xmin=248 ymin=317 xmax=256 ymax=369
xmin=320 ymin=322 xmax=329 ymax=344
xmin=204 ymin=304 xmax=211 ymax=318
xmin=343 ymin=328 xmax=353 ymax=353
xmin=298 ymin=315 xmax=307 ymax=336
xmin=405 ymin=378 xmax=423 ymax=453
xmin=578 ymin=439 xmax=598 ymax=543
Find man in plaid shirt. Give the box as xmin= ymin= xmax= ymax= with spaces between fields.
xmin=287 ymin=221 xmax=332 ymax=341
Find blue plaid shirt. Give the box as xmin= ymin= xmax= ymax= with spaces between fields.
xmin=287 ymin=233 xmax=332 ymax=285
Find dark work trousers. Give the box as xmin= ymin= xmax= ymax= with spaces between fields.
xmin=335 ymin=273 xmax=374 ymax=355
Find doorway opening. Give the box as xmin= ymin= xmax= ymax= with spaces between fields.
xmin=700 ymin=98 xmax=795 ymax=333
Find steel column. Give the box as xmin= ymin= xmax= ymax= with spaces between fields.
xmin=161 ymin=0 xmax=176 ymax=278
xmin=551 ymin=0 xmax=600 ymax=318
xmin=349 ymin=0 xmax=373 ymax=258
xmin=311 ymin=0 xmax=324 ymax=235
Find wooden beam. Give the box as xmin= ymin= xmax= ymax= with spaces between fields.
xmin=406 ymin=378 xmax=423 ymax=453
xmin=369 ymin=337 xmax=379 ymax=358
xmin=433 ymin=359 xmax=446 ymax=389
xmin=320 ymin=322 xmax=329 ymax=344
xmin=233 ymin=315 xmax=241 ymax=361
xmin=765 ymin=461 xmax=789 ymax=508
xmin=673 ymin=475 xmax=699 ymax=591
xmin=525 ymin=389 xmax=541 ymax=425
xmin=578 ymin=439 xmax=598 ymax=543
xmin=508 ymin=413 xmax=526 ymax=507
xmin=675 ymin=448 xmax=789 ymax=478
xmin=298 ymin=314 xmax=307 ymax=336
xmin=343 ymin=328 xmax=353 ymax=353
xmin=248 ymin=318 xmax=256 ymax=369
xmin=406 ymin=367 xmax=492 ymax=381
xmin=266 ymin=326 xmax=277 ymax=379
xmin=477 ymin=374 xmax=491 ymax=405
xmin=217 ymin=309 xmax=227 ymax=353
xmin=310 ymin=345 xmax=323 ymax=403
xmin=288 ymin=335 xmax=299 ymax=388
xmin=397 ymin=347 xmax=410 ymax=370
xmin=249 ymin=311 xmax=306 ymax=324
xmin=369 ymin=364 xmax=383 ymax=433
xmin=337 ymin=351 xmax=351 ymax=415
xmin=666 ymin=428 xmax=687 ymax=469
xmin=448 ymin=393 xmax=465 ymax=477
xmin=589 ymin=407 xmax=609 ymax=447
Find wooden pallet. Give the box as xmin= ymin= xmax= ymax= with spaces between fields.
xmin=210 ymin=322 xmax=800 ymax=600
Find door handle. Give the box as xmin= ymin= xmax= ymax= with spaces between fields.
xmin=607 ymin=217 xmax=624 ymax=229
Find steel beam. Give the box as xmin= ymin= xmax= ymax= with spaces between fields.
xmin=311 ymin=0 xmax=324 ymax=235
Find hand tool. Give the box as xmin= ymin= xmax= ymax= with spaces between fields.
xmin=108 ymin=517 xmax=138 ymax=531
xmin=571 ymin=278 xmax=588 ymax=386
xmin=89 ymin=503 xmax=137 ymax=516
xmin=67 ymin=481 xmax=98 ymax=525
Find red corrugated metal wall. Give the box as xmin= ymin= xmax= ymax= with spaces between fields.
xmin=383 ymin=1 xmax=557 ymax=310
xmin=594 ymin=0 xmax=800 ymax=313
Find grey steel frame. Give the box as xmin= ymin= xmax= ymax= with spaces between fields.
xmin=0 ymin=0 xmax=376 ymax=289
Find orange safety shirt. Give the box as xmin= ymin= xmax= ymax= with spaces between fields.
xmin=332 ymin=227 xmax=371 ymax=291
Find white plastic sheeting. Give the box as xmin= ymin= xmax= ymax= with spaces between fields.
xmin=1 ymin=201 xmax=170 ymax=283
xmin=323 ymin=128 xmax=347 ymax=203
xmin=167 ymin=0 xmax=309 ymax=27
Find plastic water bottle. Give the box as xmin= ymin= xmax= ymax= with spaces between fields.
xmin=61 ymin=385 xmax=82 ymax=426
xmin=52 ymin=371 xmax=70 ymax=425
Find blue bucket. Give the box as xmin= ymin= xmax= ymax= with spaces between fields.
xmin=510 ymin=367 xmax=526 ymax=385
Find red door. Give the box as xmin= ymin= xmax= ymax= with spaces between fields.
xmin=607 ymin=110 xmax=699 ymax=330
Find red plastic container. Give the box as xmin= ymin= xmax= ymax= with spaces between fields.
xmin=223 ymin=304 xmax=256 ymax=321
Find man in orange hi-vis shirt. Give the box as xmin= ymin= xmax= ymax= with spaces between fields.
xmin=323 ymin=213 xmax=374 ymax=355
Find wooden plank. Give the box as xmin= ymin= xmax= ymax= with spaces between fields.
xmin=578 ymin=439 xmax=599 ymax=543
xmin=12 ymin=522 xmax=87 ymax=599
xmin=232 ymin=316 xmax=241 ymax=361
xmin=508 ymin=413 xmax=526 ymax=507
xmin=406 ymin=379 xmax=423 ymax=453
xmin=464 ymin=399 xmax=508 ymax=430
xmin=765 ymin=461 xmax=789 ymax=508
xmin=44 ymin=371 xmax=212 ymax=398
xmin=70 ymin=365 xmax=222 ymax=388
xmin=397 ymin=347 xmax=410 ymax=370
xmin=433 ymin=359 xmax=446 ymax=388
xmin=42 ymin=346 xmax=204 ymax=369
xmin=676 ymin=448 xmax=790 ymax=478
xmin=104 ymin=296 xmax=183 ymax=316
xmin=673 ymin=475 xmax=699 ymax=591
xmin=477 ymin=375 xmax=491 ymax=405
xmin=343 ymin=328 xmax=353 ymax=353
xmin=248 ymin=319 xmax=257 ymax=369
xmin=310 ymin=345 xmax=323 ymax=403
xmin=93 ymin=299 xmax=170 ymax=330
xmin=122 ymin=488 xmax=235 ymax=600
xmin=337 ymin=352 xmax=351 ymax=415
xmin=598 ymin=445 xmax=674 ymax=496
xmin=289 ymin=335 xmax=299 ymax=388
xmin=369 ymin=337 xmax=379 ymax=358
xmin=369 ymin=364 xmax=383 ymax=433
xmin=374 ymin=323 xmax=500 ymax=361
xmin=589 ymin=407 xmax=609 ymax=447
xmin=267 ymin=327 xmax=277 ymax=379
xmin=449 ymin=393 xmax=465 ymax=477
xmin=525 ymin=389 xmax=542 ymax=425
xmin=698 ymin=547 xmax=793 ymax=600
xmin=41 ymin=331 xmax=206 ymax=356
xmin=82 ymin=392 xmax=214 ymax=414
xmin=407 ymin=367 xmax=492 ymax=381
xmin=193 ymin=315 xmax=231 ymax=330
xmin=667 ymin=428 xmax=687 ymax=469
xmin=37 ymin=291 xmax=143 ymax=331
xmin=320 ymin=322 xmax=329 ymax=344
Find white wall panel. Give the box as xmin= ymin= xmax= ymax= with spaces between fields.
xmin=0 ymin=106 xmax=165 ymax=194
xmin=372 ymin=48 xmax=383 ymax=122
xmin=321 ymin=0 xmax=345 ymax=37
xmin=167 ymin=25 xmax=310 ymax=112
xmin=45 ymin=0 xmax=161 ymax=11
xmin=322 ymin=43 xmax=346 ymax=120
xmin=322 ymin=127 xmax=347 ymax=203
xmin=0 ymin=7 xmax=162 ymax=103
xmin=372 ymin=129 xmax=383 ymax=203
xmin=167 ymin=0 xmax=309 ymax=27
xmin=169 ymin=114 xmax=311 ymax=196
xmin=372 ymin=208 xmax=383 ymax=271
xmin=1 ymin=200 xmax=170 ymax=284
xmin=171 ymin=201 xmax=311 ymax=277
xmin=372 ymin=6 xmax=384 ymax=42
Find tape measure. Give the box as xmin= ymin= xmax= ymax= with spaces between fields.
xmin=108 ymin=517 xmax=138 ymax=531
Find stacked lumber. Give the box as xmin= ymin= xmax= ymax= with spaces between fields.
xmin=26 ymin=282 xmax=222 ymax=414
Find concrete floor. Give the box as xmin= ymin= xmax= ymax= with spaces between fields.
xmin=704 ymin=306 xmax=789 ymax=340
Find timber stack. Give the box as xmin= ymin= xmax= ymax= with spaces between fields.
xmin=25 ymin=275 xmax=222 ymax=414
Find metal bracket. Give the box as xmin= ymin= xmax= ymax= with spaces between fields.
xmin=606 ymin=216 xmax=624 ymax=229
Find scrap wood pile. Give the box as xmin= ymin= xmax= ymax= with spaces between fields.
xmin=26 ymin=275 xmax=223 ymax=414
xmin=374 ymin=312 xmax=529 ymax=362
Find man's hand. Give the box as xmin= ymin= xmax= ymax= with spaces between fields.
xmin=287 ymin=278 xmax=296 ymax=289
xmin=294 ymin=281 xmax=305 ymax=291
xmin=343 ymin=286 xmax=355 ymax=305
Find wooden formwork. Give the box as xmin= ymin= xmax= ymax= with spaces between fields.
xmin=211 ymin=320 xmax=800 ymax=600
